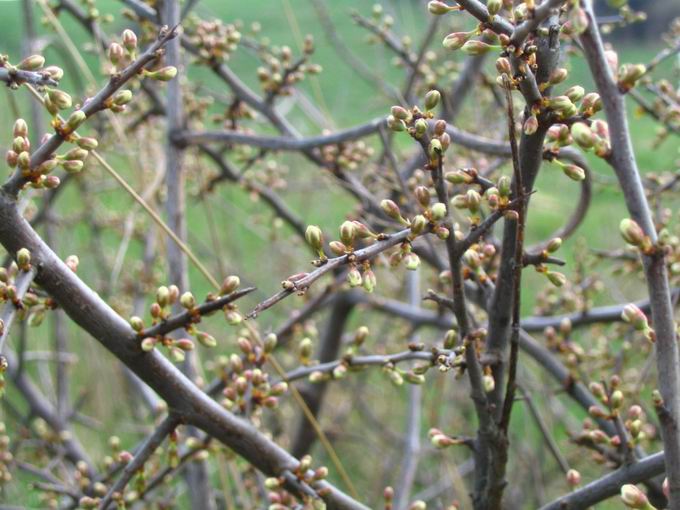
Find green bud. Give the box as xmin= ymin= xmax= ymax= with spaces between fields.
xmin=424 ymin=89 xmax=440 ymax=110
xmin=546 ymin=237 xmax=562 ymax=253
xmin=196 ymin=331 xmax=217 ymax=348
xmin=66 ymin=110 xmax=87 ymax=130
xmin=561 ymin=163 xmax=586 ymax=181
xmin=487 ymin=0 xmax=502 ymax=16
xmin=180 ymin=292 xmax=196 ymax=309
xmin=76 ymin=137 xmax=98 ymax=150
xmin=483 ymin=374 xmax=495 ymax=393
xmin=362 ymin=269 xmax=376 ymax=293
xmin=430 ymin=202 xmax=447 ymax=221
xmin=410 ymin=214 xmax=428 ymax=235
xmin=619 ymin=219 xmax=646 ymax=246
xmin=565 ymin=85 xmax=585 ymax=103
xmin=62 ymin=160 xmax=84 ymax=173
xmin=264 ymin=333 xmax=278 ymax=353
xmin=428 ymin=1 xmax=456 ymax=15
xmin=43 ymin=65 xmax=64 ymax=81
xmin=347 ymin=268 xmax=362 ymax=287
xmin=620 ymin=484 xmax=649 ymax=509
xmin=461 ymin=40 xmax=493 ymax=55
xmin=156 ymin=286 xmax=170 ymax=307
xmin=305 ymin=225 xmax=324 ymax=253
xmin=390 ymin=105 xmax=409 ymax=120
xmin=16 ymin=248 xmax=31 ymax=269
xmin=405 ymin=253 xmax=420 ymax=271
xmin=546 ymin=271 xmax=566 ymax=287
xmin=141 ymin=337 xmax=156 ymax=352
xmin=387 ymin=115 xmax=406 ymax=132
xmin=129 ymin=316 xmax=144 ymax=332
xmin=339 ymin=221 xmax=356 ymax=246
xmin=299 ymin=337 xmax=313 ymax=359
xmin=150 ymin=66 xmax=178 ymax=81
xmin=112 ymin=89 xmax=133 ymax=106
xmin=47 ymin=89 xmax=72 ymax=110
xmin=381 ymin=199 xmax=403 ymax=221
xmin=414 ymin=118 xmax=428 ymax=138
xmin=428 ymin=138 xmax=442 ymax=159
xmin=621 ymin=304 xmax=648 ymax=331
xmin=571 ymin=122 xmax=596 ymax=150
xmin=64 ymin=147 xmax=88 ymax=161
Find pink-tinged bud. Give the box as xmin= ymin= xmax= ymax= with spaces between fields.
xmin=604 ymin=49 xmax=619 ymax=75
xmin=329 ymin=241 xmax=347 ymax=256
xmin=333 ymin=363 xmax=348 ymax=379
xmin=339 ymin=220 xmax=356 ymax=246
xmin=62 ymin=160 xmax=84 ymax=173
xmin=428 ymin=1 xmax=456 ymax=15
xmin=305 ymin=225 xmax=324 ymax=253
xmin=18 ymin=54 xmax=45 ymax=71
xmin=6 ymin=150 xmax=18 ymax=168
xmin=663 ymin=478 xmax=669 ymax=500
xmin=496 ymin=57 xmax=512 ymax=75
xmin=443 ymin=32 xmax=471 ymax=51
xmin=122 ymin=29 xmax=138 ymax=52
xmin=415 ymin=186 xmax=431 ymax=207
xmin=65 ymin=254 xmax=79 ymax=272
xmin=140 ymin=336 xmax=157 ymax=356
xmin=434 ymin=119 xmax=447 ymax=136
xmin=424 ymin=89 xmax=441 ymax=110
xmin=621 ymin=304 xmax=648 ymax=331
xmin=384 ymin=486 xmax=395 ymax=501
xmin=347 ymin=268 xmax=362 ymax=287
xmin=175 ymin=338 xmax=194 ymax=351
xmin=381 ymin=199 xmax=403 ymax=221
xmin=220 ymin=275 xmax=240 ymax=295
xmin=628 ymin=405 xmax=643 ymax=419
xmin=568 ymin=7 xmax=589 ymax=35
xmin=237 ymin=336 xmax=252 ymax=355
xmin=108 ymin=42 xmax=125 ymax=65
xmin=566 ymin=469 xmax=581 ymax=486
xmin=13 ymin=119 xmax=28 ymax=138
xmin=562 ymin=164 xmax=585 ymax=182
xmin=523 ymin=115 xmax=538 ymax=135
xmin=549 ymin=68 xmax=568 ymax=85
xmin=546 ymin=271 xmax=566 ymax=287
xmin=620 ymin=484 xmax=649 ymax=509
xmin=461 ymin=40 xmax=493 ymax=56
xmin=435 ymin=226 xmax=449 ymax=239
xmin=44 ymin=175 xmax=60 ymax=189
xmin=196 ymin=331 xmax=217 ymax=348
xmin=390 ymin=105 xmax=409 ymax=120
xmin=619 ymin=219 xmax=646 ymax=246
xmin=150 ymin=66 xmax=178 ymax=81
xmin=225 ymin=310 xmax=242 ymax=325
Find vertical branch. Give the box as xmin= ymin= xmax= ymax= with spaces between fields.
xmin=162 ymin=3 xmax=216 ymax=508
xmin=394 ymin=270 xmax=422 ymax=510
xmin=579 ymin=1 xmax=680 ymax=506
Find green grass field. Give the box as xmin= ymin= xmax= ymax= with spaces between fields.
xmin=0 ymin=1 xmax=678 ymax=508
